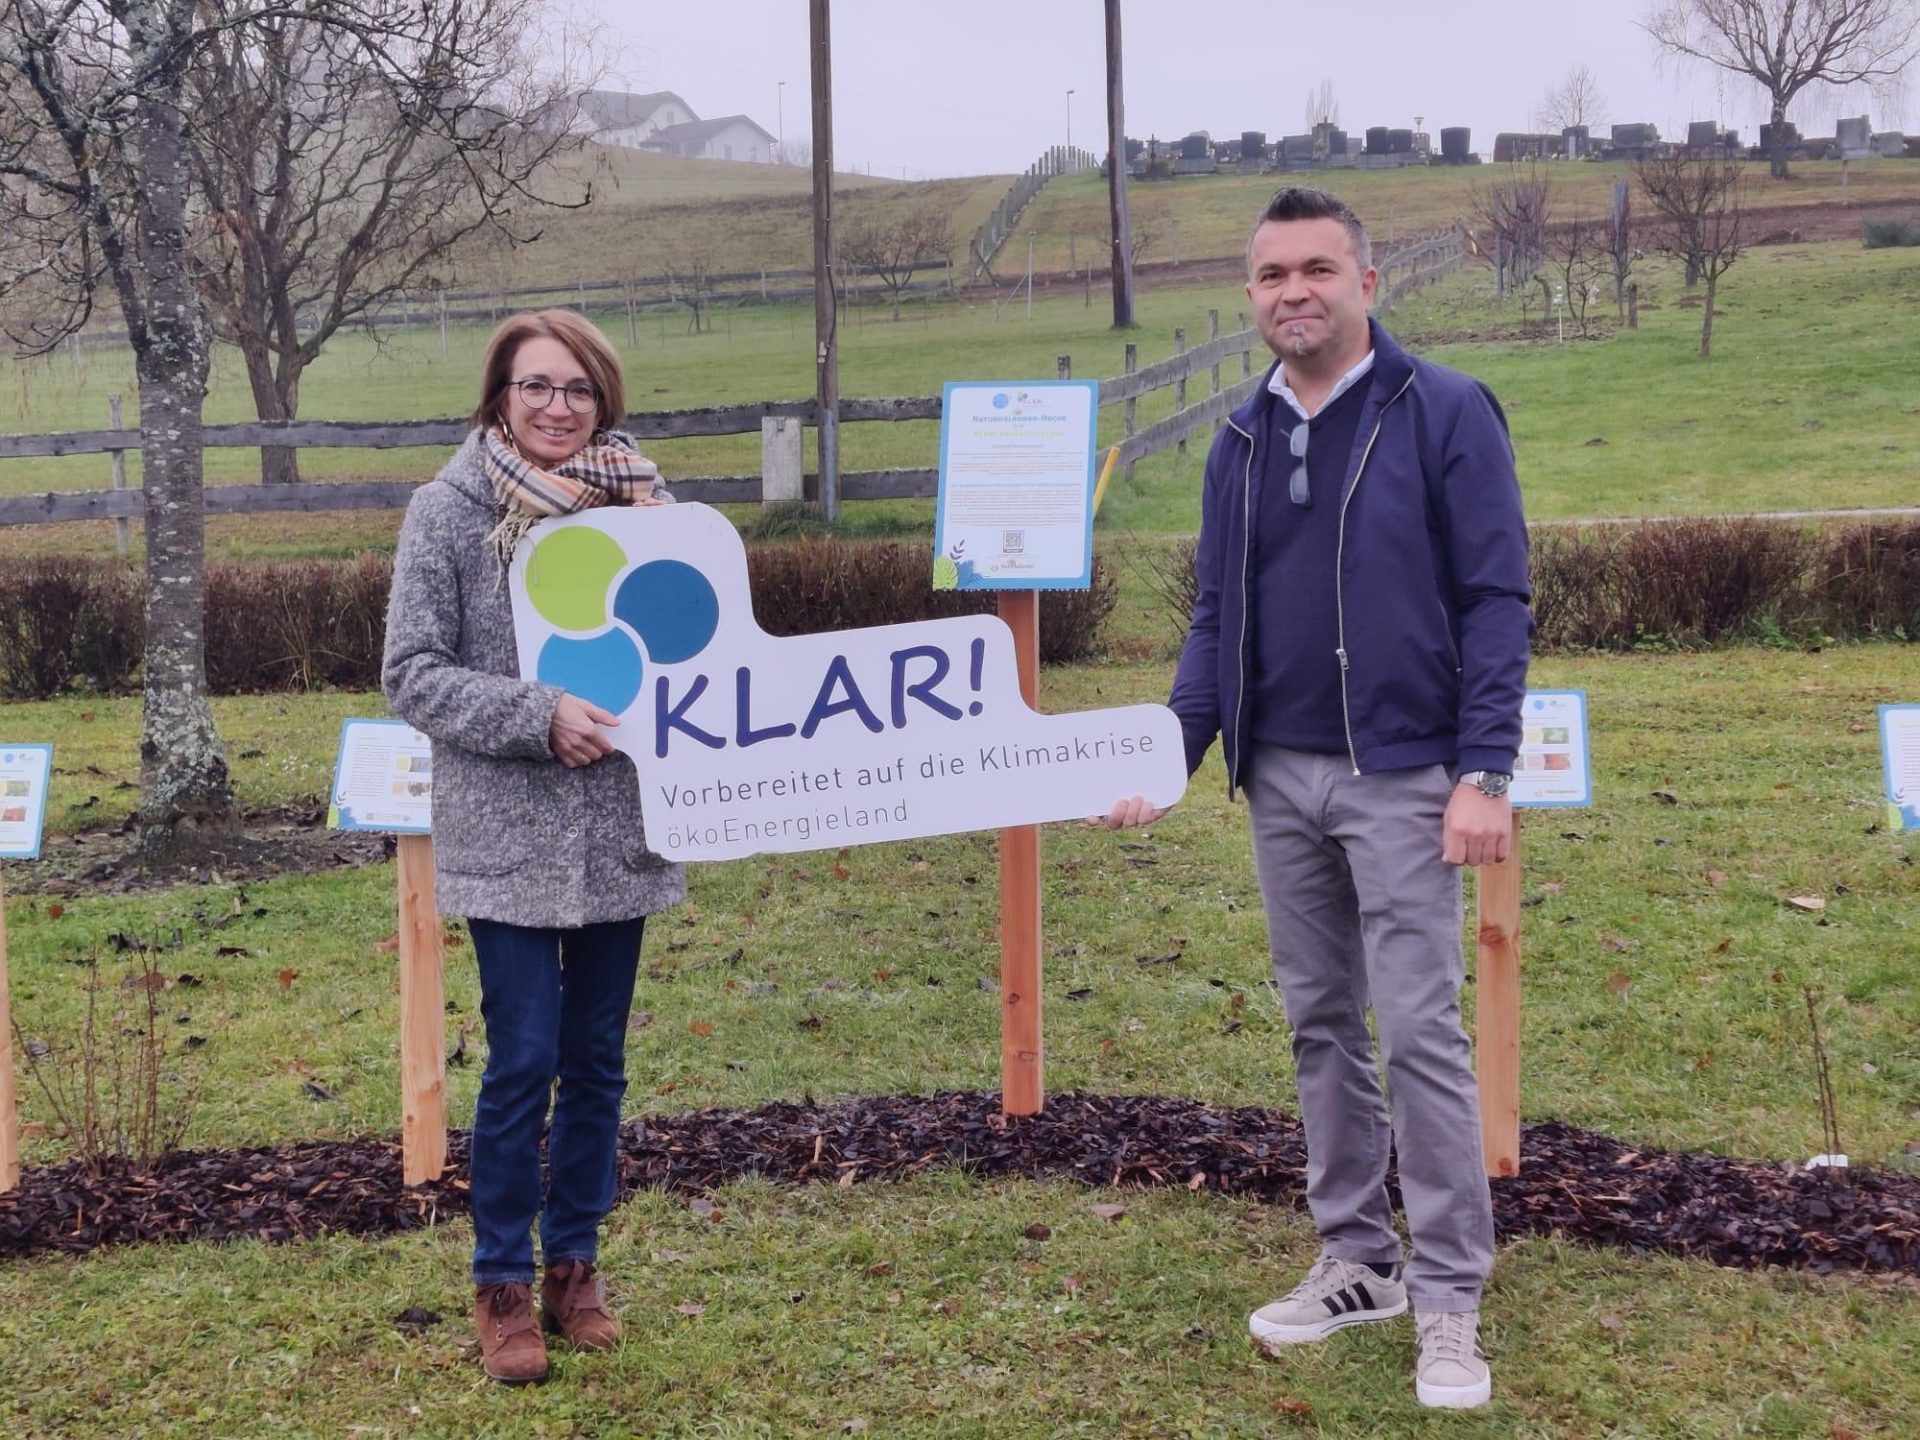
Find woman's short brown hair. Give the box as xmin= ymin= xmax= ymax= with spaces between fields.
xmin=472 ymin=309 xmax=627 ymax=436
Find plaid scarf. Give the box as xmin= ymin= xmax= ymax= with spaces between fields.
xmin=482 ymin=426 xmax=662 ymax=566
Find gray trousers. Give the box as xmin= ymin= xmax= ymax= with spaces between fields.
xmin=1244 ymin=744 xmax=1493 ymax=1312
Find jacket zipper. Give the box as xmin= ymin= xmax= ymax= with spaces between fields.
xmin=1224 ymin=413 xmax=1256 ymax=800
xmin=1333 ymin=370 xmax=1417 ymax=775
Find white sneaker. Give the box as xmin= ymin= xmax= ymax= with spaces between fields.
xmin=1247 ymin=1255 xmax=1408 ymax=1347
xmin=1414 ymin=1309 xmax=1492 ymax=1409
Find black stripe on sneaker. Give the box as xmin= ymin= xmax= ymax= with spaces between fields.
xmin=1342 ymin=1289 xmax=1362 ymax=1313
xmin=1354 ymin=1281 xmax=1376 ymax=1311
xmin=1323 ymin=1296 xmax=1344 ymax=1318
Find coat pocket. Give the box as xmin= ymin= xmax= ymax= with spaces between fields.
xmin=430 ymin=749 xmax=537 ymax=876
xmin=587 ymin=753 xmax=660 ymax=871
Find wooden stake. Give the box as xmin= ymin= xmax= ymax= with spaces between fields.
xmin=998 ymin=590 xmax=1043 ymax=1115
xmin=395 ymin=834 xmax=447 ymax=1184
xmin=108 ymin=394 xmax=129 ymax=558
xmin=0 ymin=867 xmax=17 ymax=1192
xmin=1475 ymin=813 xmax=1523 ymax=1177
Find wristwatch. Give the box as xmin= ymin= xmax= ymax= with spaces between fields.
xmin=1457 ymin=769 xmax=1512 ymax=799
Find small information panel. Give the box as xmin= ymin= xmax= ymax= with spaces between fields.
xmin=0 ymin=744 xmax=52 ymax=860
xmin=328 ymin=719 xmax=433 ymax=833
xmin=1510 ymin=690 xmax=1591 ymax=809
xmin=933 ymin=379 xmax=1100 ymax=591
xmin=1881 ymin=703 xmax=1920 ymax=832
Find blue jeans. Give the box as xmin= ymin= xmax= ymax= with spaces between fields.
xmin=467 ymin=916 xmax=645 ymax=1286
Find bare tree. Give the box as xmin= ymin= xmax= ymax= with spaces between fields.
xmin=1609 ymin=176 xmax=1637 ymax=321
xmin=840 ymin=203 xmax=953 ymax=320
xmin=1544 ymin=206 xmax=1613 ymax=337
xmin=1635 ymin=151 xmax=1748 ymax=355
xmin=658 ymin=253 xmax=713 ymax=333
xmin=183 ymin=4 xmax=596 ymax=483
xmin=0 ymin=0 xmax=543 ymax=864
xmin=1304 ymin=77 xmax=1339 ymax=130
xmin=772 ymin=137 xmax=811 ymax=168
xmin=1644 ymin=0 xmax=1920 ymax=178
xmin=1097 ymin=210 xmax=1164 ymax=268
xmin=1471 ymin=161 xmax=1553 ymax=305
xmin=1536 ymin=62 xmax=1608 ymax=131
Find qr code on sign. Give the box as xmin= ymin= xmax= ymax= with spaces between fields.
xmin=1002 ymin=529 xmax=1025 ymax=553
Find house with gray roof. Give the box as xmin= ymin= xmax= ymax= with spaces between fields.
xmin=578 ymin=90 xmax=701 ymax=148
xmin=640 ymin=115 xmax=779 ymax=165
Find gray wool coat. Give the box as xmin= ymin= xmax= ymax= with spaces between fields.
xmin=381 ymin=431 xmax=687 ymax=928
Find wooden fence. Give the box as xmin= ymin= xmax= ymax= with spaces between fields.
xmin=0 ymin=315 xmax=1270 ymax=531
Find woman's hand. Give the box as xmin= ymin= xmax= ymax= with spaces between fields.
xmin=549 ymin=693 xmax=619 ymax=767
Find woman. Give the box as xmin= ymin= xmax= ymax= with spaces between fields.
xmin=383 ymin=310 xmax=683 ymax=1385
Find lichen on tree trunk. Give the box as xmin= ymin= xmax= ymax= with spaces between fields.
xmin=125 ymin=64 xmax=239 ymax=863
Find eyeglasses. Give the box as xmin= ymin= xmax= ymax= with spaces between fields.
xmin=508 ymin=377 xmax=599 ymax=413
xmin=1288 ymin=421 xmax=1310 ymax=506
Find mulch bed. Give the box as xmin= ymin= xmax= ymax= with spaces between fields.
xmin=2 ymin=1092 xmax=1913 ymax=1275
xmin=17 ymin=805 xmax=393 ymax=897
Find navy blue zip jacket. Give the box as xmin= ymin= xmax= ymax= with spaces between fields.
xmin=1169 ymin=320 xmax=1532 ymax=796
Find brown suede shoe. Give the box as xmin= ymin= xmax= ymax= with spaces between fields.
xmin=542 ymin=1260 xmax=621 ymax=1351
xmin=474 ymin=1282 xmax=549 ymax=1385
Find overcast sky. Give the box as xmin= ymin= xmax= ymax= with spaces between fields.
xmin=582 ymin=0 xmax=1912 ymax=180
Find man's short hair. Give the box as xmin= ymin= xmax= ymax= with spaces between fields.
xmin=1247 ymin=187 xmax=1373 ymax=273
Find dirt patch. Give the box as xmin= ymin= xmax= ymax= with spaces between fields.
xmin=16 ymin=805 xmax=393 ymax=898
xmin=2 ymin=1092 xmax=1912 ymax=1273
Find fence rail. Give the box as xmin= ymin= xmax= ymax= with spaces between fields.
xmin=0 ymin=315 xmax=1267 ymax=528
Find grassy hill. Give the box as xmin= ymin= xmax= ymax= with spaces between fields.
xmin=454 ymin=144 xmax=1012 ymax=293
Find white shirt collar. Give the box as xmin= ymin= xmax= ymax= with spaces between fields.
xmin=1268 ymin=349 xmax=1375 ymax=422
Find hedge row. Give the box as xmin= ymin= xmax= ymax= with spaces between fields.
xmin=0 ymin=540 xmax=1119 ymax=700
xmin=5 ymin=519 xmax=1914 ymax=701
xmin=1528 ymin=518 xmax=1920 ymax=649
xmin=1131 ymin=519 xmax=1920 ymax=653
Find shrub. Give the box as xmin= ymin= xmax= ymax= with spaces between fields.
xmin=1862 ymin=218 xmax=1920 ymax=249
xmin=0 ymin=556 xmax=140 ymax=699
xmin=1814 ymin=522 xmax=1920 ymax=639
xmin=747 ymin=538 xmax=1116 ymax=664
xmin=1140 ymin=518 xmax=1917 ymax=655
xmin=0 ymin=539 xmax=1111 ymax=699
xmin=204 ymin=554 xmax=393 ymax=693
xmin=13 ymin=947 xmax=201 ymax=1176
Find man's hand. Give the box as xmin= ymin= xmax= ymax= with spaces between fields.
xmin=549 ymin=693 xmax=618 ymax=768
xmin=1442 ymin=784 xmax=1512 ymax=867
xmin=1095 ymin=795 xmax=1169 ymax=830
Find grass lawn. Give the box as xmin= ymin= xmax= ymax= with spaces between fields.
xmin=1 ymin=1184 xmax=1913 ymax=1438
xmin=6 ymin=644 xmax=1915 ymax=1163
xmin=1 ymin=639 xmax=1917 ymax=1434
xmin=3 ymin=237 xmax=1916 ymax=563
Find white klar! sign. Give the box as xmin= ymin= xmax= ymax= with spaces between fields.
xmin=510 ymin=504 xmax=1187 ymax=861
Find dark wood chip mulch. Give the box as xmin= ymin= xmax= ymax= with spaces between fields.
xmin=2 ymin=1092 xmax=1913 ymax=1275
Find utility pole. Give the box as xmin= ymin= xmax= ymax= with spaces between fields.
xmin=810 ymin=0 xmax=840 ymax=521
xmin=777 ymin=79 xmax=785 ymax=155
xmin=1066 ymin=88 xmax=1074 ymax=150
xmin=1104 ymin=0 xmax=1134 ymax=328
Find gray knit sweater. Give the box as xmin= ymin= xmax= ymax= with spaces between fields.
xmin=381 ymin=432 xmax=687 ymax=927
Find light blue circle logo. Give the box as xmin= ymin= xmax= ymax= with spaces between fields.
xmin=992 ymin=393 xmax=1009 ymax=409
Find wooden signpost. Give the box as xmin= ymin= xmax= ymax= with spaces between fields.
xmin=1475 ymin=817 xmax=1524 ymax=1178
xmin=997 ymin=590 xmax=1045 ymax=1114
xmin=1474 ymin=690 xmax=1593 ymax=1177
xmin=0 ymin=742 xmax=52 ymax=1195
xmin=394 ymin=834 xmax=447 ymax=1184
xmin=329 ymin=719 xmax=445 ymax=1183
xmin=1 ymin=864 xmax=17 ymax=1192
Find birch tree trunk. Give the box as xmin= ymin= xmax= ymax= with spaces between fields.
xmin=125 ymin=19 xmax=238 ymax=861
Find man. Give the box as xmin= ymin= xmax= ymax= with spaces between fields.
xmin=1107 ymin=186 xmax=1530 ymax=1410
